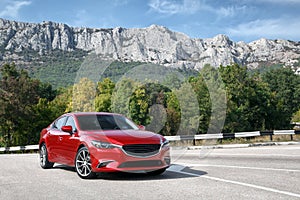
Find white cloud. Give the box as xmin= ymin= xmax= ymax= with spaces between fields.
xmin=217 ymin=5 xmax=246 ymax=18
xmin=254 ymin=0 xmax=300 ymax=4
xmin=227 ymin=18 xmax=300 ymax=41
xmin=218 ymin=7 xmax=235 ymax=17
xmin=148 ymin=0 xmax=245 ymax=18
xmin=0 ymin=1 xmax=31 ymax=18
xmin=148 ymin=0 xmax=203 ymax=15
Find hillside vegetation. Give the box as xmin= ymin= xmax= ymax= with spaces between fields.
xmin=1 ymin=62 xmax=300 ymax=147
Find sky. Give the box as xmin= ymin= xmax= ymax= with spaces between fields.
xmin=0 ymin=0 xmax=300 ymax=42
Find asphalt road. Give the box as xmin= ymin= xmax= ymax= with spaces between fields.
xmin=0 ymin=144 xmax=300 ymax=200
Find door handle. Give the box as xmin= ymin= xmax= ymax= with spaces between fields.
xmin=59 ymin=136 xmax=63 ymax=141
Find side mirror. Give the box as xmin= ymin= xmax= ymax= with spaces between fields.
xmin=61 ymin=125 xmax=73 ymax=134
xmin=138 ymin=125 xmax=145 ymax=130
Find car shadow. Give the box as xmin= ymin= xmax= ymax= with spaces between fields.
xmin=53 ymin=164 xmax=76 ymax=172
xmin=52 ymin=164 xmax=207 ymax=181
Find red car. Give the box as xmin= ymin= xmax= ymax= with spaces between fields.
xmin=39 ymin=112 xmax=170 ymax=179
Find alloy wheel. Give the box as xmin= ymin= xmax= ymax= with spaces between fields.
xmin=40 ymin=145 xmax=46 ymax=167
xmin=39 ymin=143 xmax=54 ymax=169
xmin=75 ymin=147 xmax=95 ymax=178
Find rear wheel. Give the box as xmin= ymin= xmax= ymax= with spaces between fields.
xmin=75 ymin=147 xmax=96 ymax=179
xmin=40 ymin=143 xmax=54 ymax=169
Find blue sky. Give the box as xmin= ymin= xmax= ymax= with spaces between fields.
xmin=0 ymin=0 xmax=300 ymax=42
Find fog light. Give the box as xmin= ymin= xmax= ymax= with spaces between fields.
xmin=97 ymin=160 xmax=114 ymax=168
xmin=164 ymin=157 xmax=171 ymax=165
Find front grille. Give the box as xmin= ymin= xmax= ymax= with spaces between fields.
xmin=122 ymin=144 xmax=161 ymax=157
xmin=118 ymin=160 xmax=163 ymax=168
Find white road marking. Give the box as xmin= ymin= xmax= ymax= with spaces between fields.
xmin=167 ymin=165 xmax=200 ymax=176
xmin=174 ymin=163 xmax=300 ymax=173
xmin=209 ymin=153 xmax=300 ymax=157
xmin=201 ymin=175 xmax=300 ymax=198
xmin=167 ymin=164 xmax=186 ymax=172
xmin=167 ymin=164 xmax=300 ymax=198
xmin=172 ymin=152 xmax=300 ymax=157
xmin=251 ymin=147 xmax=300 ymax=150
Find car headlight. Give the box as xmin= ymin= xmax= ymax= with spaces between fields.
xmin=91 ymin=141 xmax=120 ymax=149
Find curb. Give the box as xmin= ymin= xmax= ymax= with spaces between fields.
xmin=187 ymin=141 xmax=300 ymax=150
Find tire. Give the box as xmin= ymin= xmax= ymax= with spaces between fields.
xmin=75 ymin=147 xmax=96 ymax=179
xmin=40 ymin=143 xmax=54 ymax=169
xmin=147 ymin=168 xmax=166 ymax=176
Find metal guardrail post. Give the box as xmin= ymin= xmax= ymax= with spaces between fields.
xmin=260 ymin=131 xmax=274 ymax=141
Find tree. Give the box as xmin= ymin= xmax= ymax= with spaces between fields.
xmin=200 ymin=65 xmax=227 ymax=134
xmin=129 ymin=86 xmax=150 ymax=125
xmin=95 ymin=78 xmax=115 ymax=112
xmin=219 ymin=64 xmax=272 ymax=132
xmin=111 ymin=78 xmax=137 ymax=116
xmin=50 ymin=86 xmax=73 ymax=115
xmin=67 ymin=77 xmax=96 ymax=112
xmin=292 ymin=109 xmax=300 ymax=122
xmin=262 ymin=67 xmax=300 ymax=129
xmin=164 ymin=92 xmax=181 ymax=136
xmin=140 ymin=83 xmax=170 ymax=133
xmin=172 ymin=82 xmax=200 ymax=135
xmin=37 ymin=82 xmax=57 ymax=101
xmin=30 ymin=86 xmax=72 ymax=144
xmin=0 ymin=63 xmax=40 ymax=146
xmin=189 ymin=73 xmax=211 ymax=134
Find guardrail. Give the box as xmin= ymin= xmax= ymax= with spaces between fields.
xmin=0 ymin=130 xmax=299 ymax=152
xmin=165 ymin=129 xmax=300 ymax=142
xmin=0 ymin=145 xmax=39 ymax=152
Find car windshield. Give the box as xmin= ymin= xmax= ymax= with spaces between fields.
xmin=77 ymin=114 xmax=139 ymax=131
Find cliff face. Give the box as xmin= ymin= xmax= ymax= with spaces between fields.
xmin=1 ymin=18 xmax=300 ymax=70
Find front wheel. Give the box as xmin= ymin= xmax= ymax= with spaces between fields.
xmin=40 ymin=143 xmax=54 ymax=169
xmin=75 ymin=147 xmax=96 ymax=179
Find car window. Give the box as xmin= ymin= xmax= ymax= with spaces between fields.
xmin=53 ymin=116 xmax=67 ymax=130
xmin=77 ymin=115 xmax=139 ymax=131
xmin=65 ymin=116 xmax=76 ymax=132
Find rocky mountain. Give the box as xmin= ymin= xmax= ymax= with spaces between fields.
xmin=1 ymin=18 xmax=300 ymax=70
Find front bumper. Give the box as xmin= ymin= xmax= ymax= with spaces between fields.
xmin=89 ymin=146 xmax=170 ymax=173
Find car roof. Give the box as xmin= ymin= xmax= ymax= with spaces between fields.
xmin=65 ymin=112 xmax=122 ymax=117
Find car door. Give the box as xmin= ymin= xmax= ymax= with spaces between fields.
xmin=47 ymin=116 xmax=67 ymax=162
xmin=57 ymin=116 xmax=80 ymax=165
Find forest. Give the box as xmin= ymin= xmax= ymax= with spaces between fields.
xmin=0 ymin=62 xmax=300 ymax=147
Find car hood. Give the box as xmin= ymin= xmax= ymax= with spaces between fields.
xmin=82 ymin=129 xmax=163 ymax=145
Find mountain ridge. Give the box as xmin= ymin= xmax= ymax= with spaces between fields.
xmin=1 ymin=18 xmax=300 ymax=70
